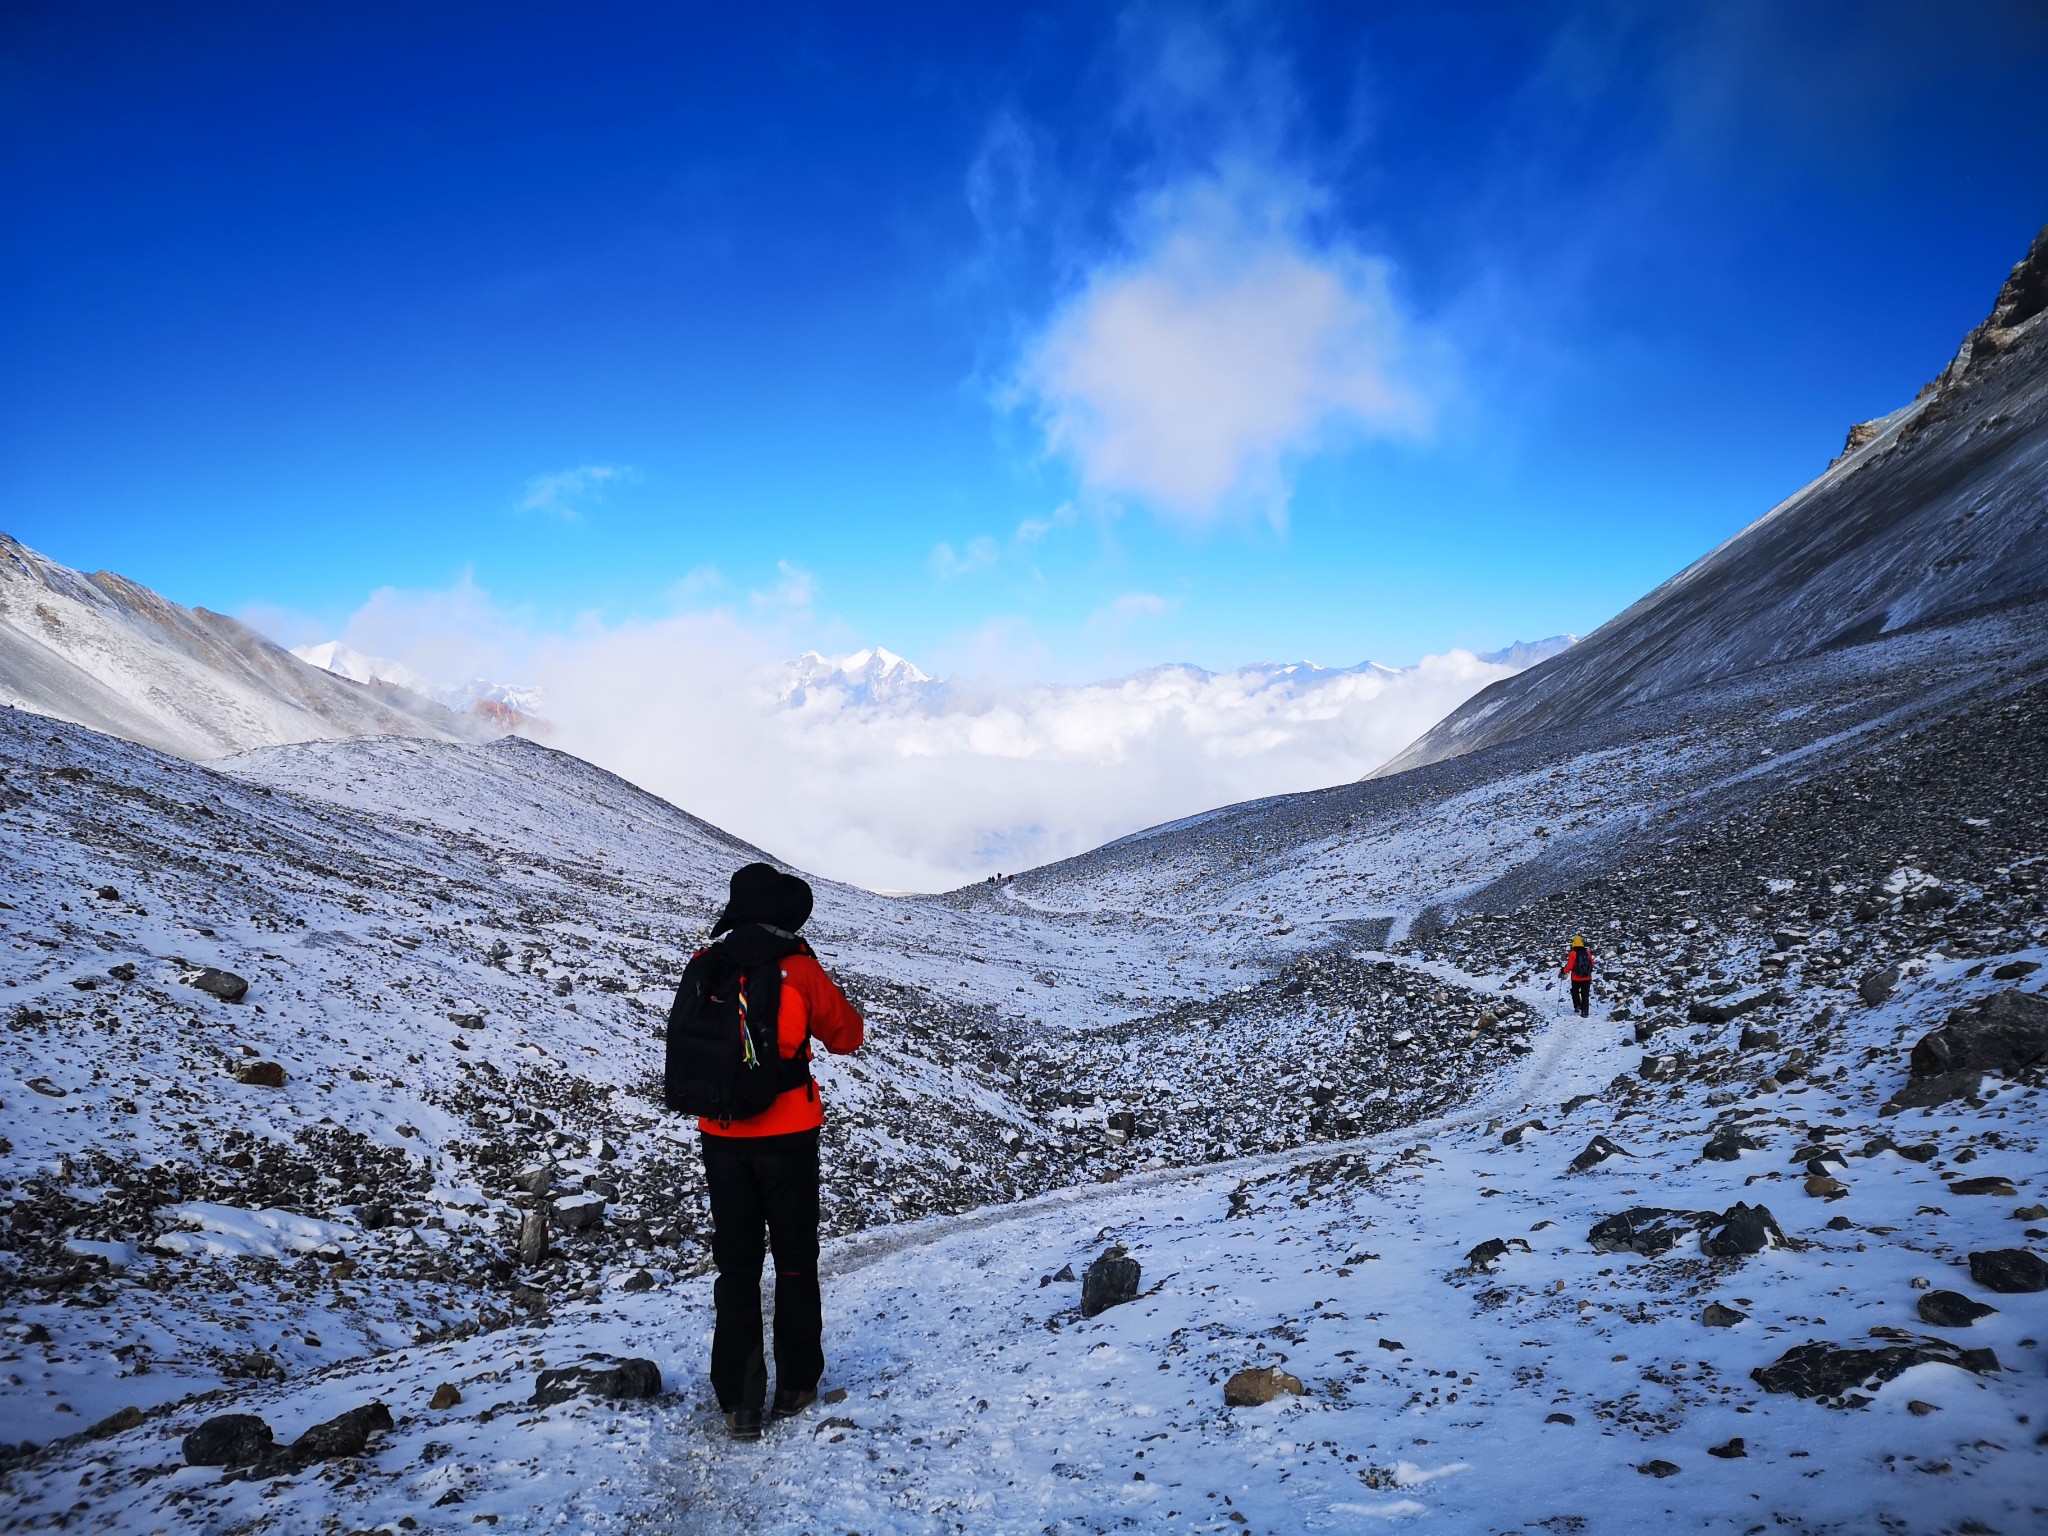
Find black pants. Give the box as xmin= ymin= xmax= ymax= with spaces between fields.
xmin=1570 ymin=980 xmax=1592 ymax=1016
xmin=700 ymin=1128 xmax=823 ymax=1413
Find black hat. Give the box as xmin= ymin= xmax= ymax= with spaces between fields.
xmin=711 ymin=861 xmax=814 ymax=936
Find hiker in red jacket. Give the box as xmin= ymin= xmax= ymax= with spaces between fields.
xmin=1560 ymin=935 xmax=1596 ymax=1017
xmin=664 ymin=862 xmax=864 ymax=1441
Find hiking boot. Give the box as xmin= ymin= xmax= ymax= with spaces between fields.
xmin=724 ymin=1408 xmax=764 ymax=1441
xmin=771 ymin=1387 xmax=816 ymax=1420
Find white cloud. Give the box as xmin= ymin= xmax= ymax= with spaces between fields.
xmin=519 ymin=463 xmax=641 ymax=518
xmin=1090 ymin=591 xmax=1173 ymax=630
xmin=1018 ymin=164 xmax=1433 ymax=527
xmin=313 ymin=576 xmax=1538 ymax=893
xmin=930 ymin=536 xmax=1000 ymax=580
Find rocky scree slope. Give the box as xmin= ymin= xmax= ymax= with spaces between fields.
xmin=1 ymin=671 xmax=2042 ymax=1532
xmin=1383 ymin=222 xmax=2048 ymax=775
xmin=0 ymin=710 xmax=1525 ymax=1466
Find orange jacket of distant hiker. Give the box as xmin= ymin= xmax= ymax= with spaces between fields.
xmin=1560 ymin=947 xmax=1595 ymax=980
xmin=697 ymin=952 xmax=865 ymax=1138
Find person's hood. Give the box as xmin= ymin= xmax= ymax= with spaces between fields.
xmin=710 ymin=861 xmax=814 ymax=937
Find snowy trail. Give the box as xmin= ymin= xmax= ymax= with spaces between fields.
xmin=821 ymin=957 xmax=1581 ymax=1285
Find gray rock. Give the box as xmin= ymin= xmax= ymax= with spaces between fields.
xmin=1700 ymin=1302 xmax=1746 ymax=1327
xmin=1737 ymin=1025 xmax=1780 ymax=1052
xmin=1688 ymin=990 xmax=1778 ymax=1025
xmin=287 ymin=1402 xmax=392 ymax=1462
xmin=553 ymin=1196 xmax=605 ymax=1234
xmin=531 ymin=1354 xmax=662 ymax=1406
xmin=1968 ymin=1248 xmax=2048 ymax=1294
xmin=1588 ymin=1207 xmax=1714 ymax=1257
xmin=1917 ymin=1289 xmax=1997 ymax=1327
xmin=1991 ymin=960 xmax=2041 ymax=981
xmin=1702 ymin=1124 xmax=1764 ymax=1161
xmin=1464 ymin=1236 xmax=1532 ymax=1270
xmin=1568 ymin=1134 xmax=1632 ymax=1173
xmin=1858 ymin=966 xmax=1900 ymax=1006
xmin=1080 ymin=1244 xmax=1141 ymax=1317
xmin=1700 ymin=1202 xmax=1789 ymax=1259
xmin=1752 ymin=1337 xmax=1999 ymax=1404
xmin=513 ymin=1165 xmax=553 ymax=1196
xmin=518 ymin=1209 xmax=550 ymax=1266
xmin=181 ymin=1413 xmax=274 ymax=1468
xmin=186 ymin=967 xmax=249 ymax=1004
xmin=1910 ymin=989 xmax=2048 ymax=1078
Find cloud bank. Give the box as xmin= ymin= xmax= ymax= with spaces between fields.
xmin=309 ymin=583 xmax=1551 ymax=892
xmin=1018 ymin=166 xmax=1433 ymax=526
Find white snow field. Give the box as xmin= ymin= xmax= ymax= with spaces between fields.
xmin=2 ymin=587 xmax=2045 ymax=1533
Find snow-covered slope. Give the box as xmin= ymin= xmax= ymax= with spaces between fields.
xmin=4 ymin=609 xmax=2042 ymax=1533
xmin=1382 ymin=224 xmax=2048 ymax=775
xmin=0 ymin=536 xmax=494 ymax=760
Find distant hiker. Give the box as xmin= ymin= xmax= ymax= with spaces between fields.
xmin=1560 ymin=935 xmax=1596 ymax=1017
xmin=664 ymin=862 xmax=865 ymax=1441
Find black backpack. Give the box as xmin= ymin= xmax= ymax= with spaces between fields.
xmin=1571 ymin=947 xmax=1594 ymax=980
xmin=663 ymin=927 xmax=813 ymax=1123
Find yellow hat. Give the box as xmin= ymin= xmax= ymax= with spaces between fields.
xmin=1570 ymin=935 xmax=1585 ymax=946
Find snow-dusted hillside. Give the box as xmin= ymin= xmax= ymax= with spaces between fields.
xmin=3 ymin=600 xmax=2042 ymax=1533
xmin=0 ymin=536 xmax=493 ymax=761
xmin=1385 ymin=224 xmax=2048 ymax=775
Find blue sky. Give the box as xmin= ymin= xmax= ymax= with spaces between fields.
xmin=5 ymin=0 xmax=2047 ymax=682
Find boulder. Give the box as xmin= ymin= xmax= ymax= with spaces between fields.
xmin=1752 ymin=1338 xmax=1999 ymax=1404
xmin=1636 ymin=1459 xmax=1680 ymax=1478
xmin=1917 ymin=1290 xmax=1997 ymax=1328
xmin=429 ymin=1383 xmax=462 ymax=1410
xmin=552 ymin=1196 xmax=606 ymax=1234
xmin=1858 ymin=967 xmax=1900 ymax=1006
xmin=1462 ymin=1236 xmax=1530 ymax=1270
xmin=88 ymin=1404 xmax=145 ymax=1438
xmin=1700 ymin=1203 xmax=1789 ymax=1258
xmin=1968 ymin=1248 xmax=2048 ymax=1294
xmin=1080 ymin=1245 xmax=1142 ymax=1317
xmin=1222 ymin=1367 xmax=1305 ymax=1407
xmin=1567 ymin=1135 xmax=1632 ymax=1174
xmin=517 ymin=1209 xmax=550 ymax=1266
xmin=531 ymin=1354 xmax=662 ymax=1406
xmin=1737 ymin=1025 xmax=1780 ymax=1052
xmin=1884 ymin=1070 xmax=1982 ymax=1112
xmin=1688 ymin=990 xmax=1778 ymax=1025
xmin=1910 ymin=990 xmax=2048 ymax=1078
xmin=1991 ymin=960 xmax=2041 ymax=981
xmin=1587 ymin=1208 xmax=1713 ymax=1257
xmin=287 ymin=1402 xmax=392 ymax=1462
xmin=1949 ymin=1176 xmax=2018 ymax=1197
xmin=1702 ymin=1125 xmax=1764 ymax=1162
xmin=1707 ymin=1437 xmax=1746 ymax=1459
xmin=1700 ymin=1302 xmax=1746 ymax=1328
xmin=185 ymin=968 xmax=249 ymax=1004
xmin=181 ymin=1413 xmax=274 ymax=1468
xmin=512 ymin=1165 xmax=553 ymax=1197
xmin=234 ymin=1061 xmax=286 ymax=1088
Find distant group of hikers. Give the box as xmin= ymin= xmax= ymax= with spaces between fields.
xmin=665 ymin=861 xmax=1600 ymax=1440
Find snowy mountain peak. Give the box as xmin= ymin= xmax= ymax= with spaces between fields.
xmin=783 ymin=647 xmax=938 ymax=706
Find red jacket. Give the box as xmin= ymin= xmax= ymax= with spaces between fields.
xmin=698 ymin=950 xmax=864 ymax=1138
xmin=1560 ymin=947 xmax=1596 ymax=981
